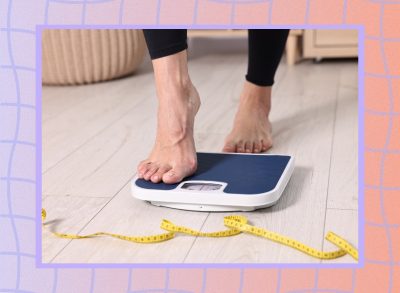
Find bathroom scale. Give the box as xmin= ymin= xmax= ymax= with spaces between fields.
xmin=131 ymin=152 xmax=294 ymax=212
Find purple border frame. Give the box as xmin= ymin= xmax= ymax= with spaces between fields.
xmin=36 ymin=24 xmax=365 ymax=269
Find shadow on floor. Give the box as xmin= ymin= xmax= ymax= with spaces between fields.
xmin=272 ymin=165 xmax=312 ymax=212
xmin=272 ymin=98 xmax=338 ymax=146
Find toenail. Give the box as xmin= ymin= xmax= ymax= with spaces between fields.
xmin=153 ymin=175 xmax=158 ymax=180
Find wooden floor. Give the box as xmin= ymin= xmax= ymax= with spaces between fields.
xmin=42 ymin=42 xmax=358 ymax=264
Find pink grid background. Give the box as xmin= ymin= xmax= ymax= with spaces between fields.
xmin=0 ymin=0 xmax=399 ymax=292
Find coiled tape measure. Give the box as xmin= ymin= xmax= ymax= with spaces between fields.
xmin=42 ymin=209 xmax=358 ymax=260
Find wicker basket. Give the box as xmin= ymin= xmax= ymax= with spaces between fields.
xmin=42 ymin=29 xmax=146 ymax=85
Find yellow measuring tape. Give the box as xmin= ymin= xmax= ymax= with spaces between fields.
xmin=42 ymin=209 xmax=358 ymax=260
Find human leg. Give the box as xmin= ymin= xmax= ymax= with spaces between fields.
xmin=223 ymin=29 xmax=289 ymax=153
xmin=138 ymin=30 xmax=200 ymax=184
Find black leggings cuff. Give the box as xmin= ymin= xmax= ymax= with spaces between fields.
xmin=245 ymin=74 xmax=274 ymax=87
xmin=148 ymin=42 xmax=188 ymax=60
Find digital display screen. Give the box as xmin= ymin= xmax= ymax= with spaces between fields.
xmin=181 ymin=183 xmax=222 ymax=191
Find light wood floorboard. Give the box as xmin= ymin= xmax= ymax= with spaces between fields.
xmin=42 ymin=194 xmax=110 ymax=262
xmin=185 ymin=61 xmax=344 ymax=263
xmin=42 ymin=45 xmax=358 ymax=263
xmin=51 ymin=184 xmax=208 ymax=263
xmin=327 ymin=63 xmax=358 ymax=210
xmin=322 ymin=209 xmax=358 ymax=263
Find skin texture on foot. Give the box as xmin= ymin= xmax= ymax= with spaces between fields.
xmin=223 ymin=81 xmax=273 ymax=153
xmin=138 ymin=51 xmax=274 ymax=184
xmin=137 ymin=84 xmax=200 ymax=184
xmin=137 ymin=50 xmax=200 ymax=184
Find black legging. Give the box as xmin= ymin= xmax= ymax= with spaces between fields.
xmin=143 ymin=29 xmax=289 ymax=87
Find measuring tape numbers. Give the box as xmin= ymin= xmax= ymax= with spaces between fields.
xmin=42 ymin=209 xmax=358 ymax=261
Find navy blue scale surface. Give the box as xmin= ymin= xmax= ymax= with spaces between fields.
xmin=135 ymin=153 xmax=291 ymax=195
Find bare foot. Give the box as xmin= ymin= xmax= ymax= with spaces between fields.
xmin=137 ymin=51 xmax=200 ymax=184
xmin=223 ymin=81 xmax=273 ymax=153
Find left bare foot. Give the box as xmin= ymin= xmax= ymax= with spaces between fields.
xmin=223 ymin=81 xmax=273 ymax=153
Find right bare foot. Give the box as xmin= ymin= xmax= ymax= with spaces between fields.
xmin=137 ymin=77 xmax=200 ymax=184
xmin=223 ymin=81 xmax=273 ymax=153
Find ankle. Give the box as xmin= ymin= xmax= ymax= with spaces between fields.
xmin=152 ymin=50 xmax=193 ymax=96
xmin=240 ymin=82 xmax=272 ymax=113
xmin=159 ymin=77 xmax=193 ymax=98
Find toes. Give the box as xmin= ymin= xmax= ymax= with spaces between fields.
xmin=261 ymin=139 xmax=271 ymax=152
xmin=244 ymin=141 xmax=253 ymax=153
xmin=137 ymin=160 xmax=151 ymax=178
xmin=223 ymin=141 xmax=236 ymax=153
xmin=162 ymin=166 xmax=190 ymax=184
xmin=224 ymin=139 xmax=266 ymax=154
xmin=236 ymin=141 xmax=245 ymax=153
xmin=150 ymin=166 xmax=170 ymax=183
xmin=253 ymin=141 xmax=262 ymax=153
xmin=143 ymin=164 xmax=159 ymax=180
